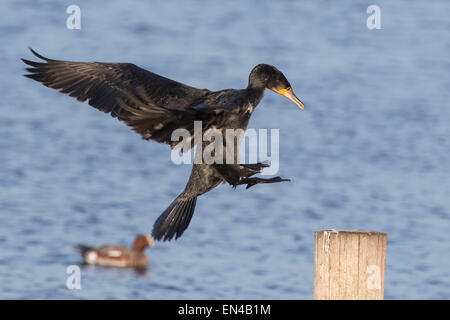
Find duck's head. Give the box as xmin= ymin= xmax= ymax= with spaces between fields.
xmin=248 ymin=64 xmax=304 ymax=110
xmin=133 ymin=234 xmax=154 ymax=251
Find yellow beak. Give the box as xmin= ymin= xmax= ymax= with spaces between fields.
xmin=275 ymin=87 xmax=304 ymax=110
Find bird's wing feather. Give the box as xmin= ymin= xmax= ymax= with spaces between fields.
xmin=22 ymin=48 xmax=212 ymax=148
xmin=119 ymin=88 xmax=231 ymax=149
xmin=97 ymin=245 xmax=128 ymax=258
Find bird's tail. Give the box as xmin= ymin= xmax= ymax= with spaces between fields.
xmin=152 ymin=194 xmax=197 ymax=241
xmin=74 ymin=244 xmax=94 ymax=257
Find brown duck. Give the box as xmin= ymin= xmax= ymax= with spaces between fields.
xmin=75 ymin=234 xmax=154 ymax=268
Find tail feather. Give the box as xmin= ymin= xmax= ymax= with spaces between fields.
xmin=152 ymin=195 xmax=197 ymax=241
xmin=176 ymin=198 xmax=196 ymax=236
xmin=75 ymin=245 xmax=94 ymax=257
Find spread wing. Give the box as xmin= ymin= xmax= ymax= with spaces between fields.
xmin=22 ymin=48 xmax=212 ymax=148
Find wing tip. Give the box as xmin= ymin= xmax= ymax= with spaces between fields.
xmin=23 ymin=73 xmax=40 ymax=80
xmin=22 ymin=48 xmax=51 ymax=71
xmin=28 ymin=47 xmax=50 ymax=61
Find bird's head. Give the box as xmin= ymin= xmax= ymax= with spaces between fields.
xmin=248 ymin=64 xmax=304 ymax=110
xmin=133 ymin=234 xmax=155 ymax=251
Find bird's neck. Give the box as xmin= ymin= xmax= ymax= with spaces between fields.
xmin=246 ymin=86 xmax=266 ymax=107
xmin=132 ymin=240 xmax=147 ymax=252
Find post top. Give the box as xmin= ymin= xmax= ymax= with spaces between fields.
xmin=316 ymin=229 xmax=387 ymax=236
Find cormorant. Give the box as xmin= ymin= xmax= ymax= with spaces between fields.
xmin=22 ymin=48 xmax=304 ymax=241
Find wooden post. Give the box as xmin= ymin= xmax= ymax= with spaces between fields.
xmin=314 ymin=230 xmax=387 ymax=300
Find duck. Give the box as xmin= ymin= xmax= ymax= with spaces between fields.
xmin=75 ymin=234 xmax=154 ymax=268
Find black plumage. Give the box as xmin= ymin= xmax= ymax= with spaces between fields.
xmin=22 ymin=48 xmax=304 ymax=241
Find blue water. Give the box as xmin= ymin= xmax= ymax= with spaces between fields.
xmin=0 ymin=0 xmax=449 ymax=299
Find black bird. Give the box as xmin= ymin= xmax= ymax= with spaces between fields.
xmin=22 ymin=48 xmax=304 ymax=241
